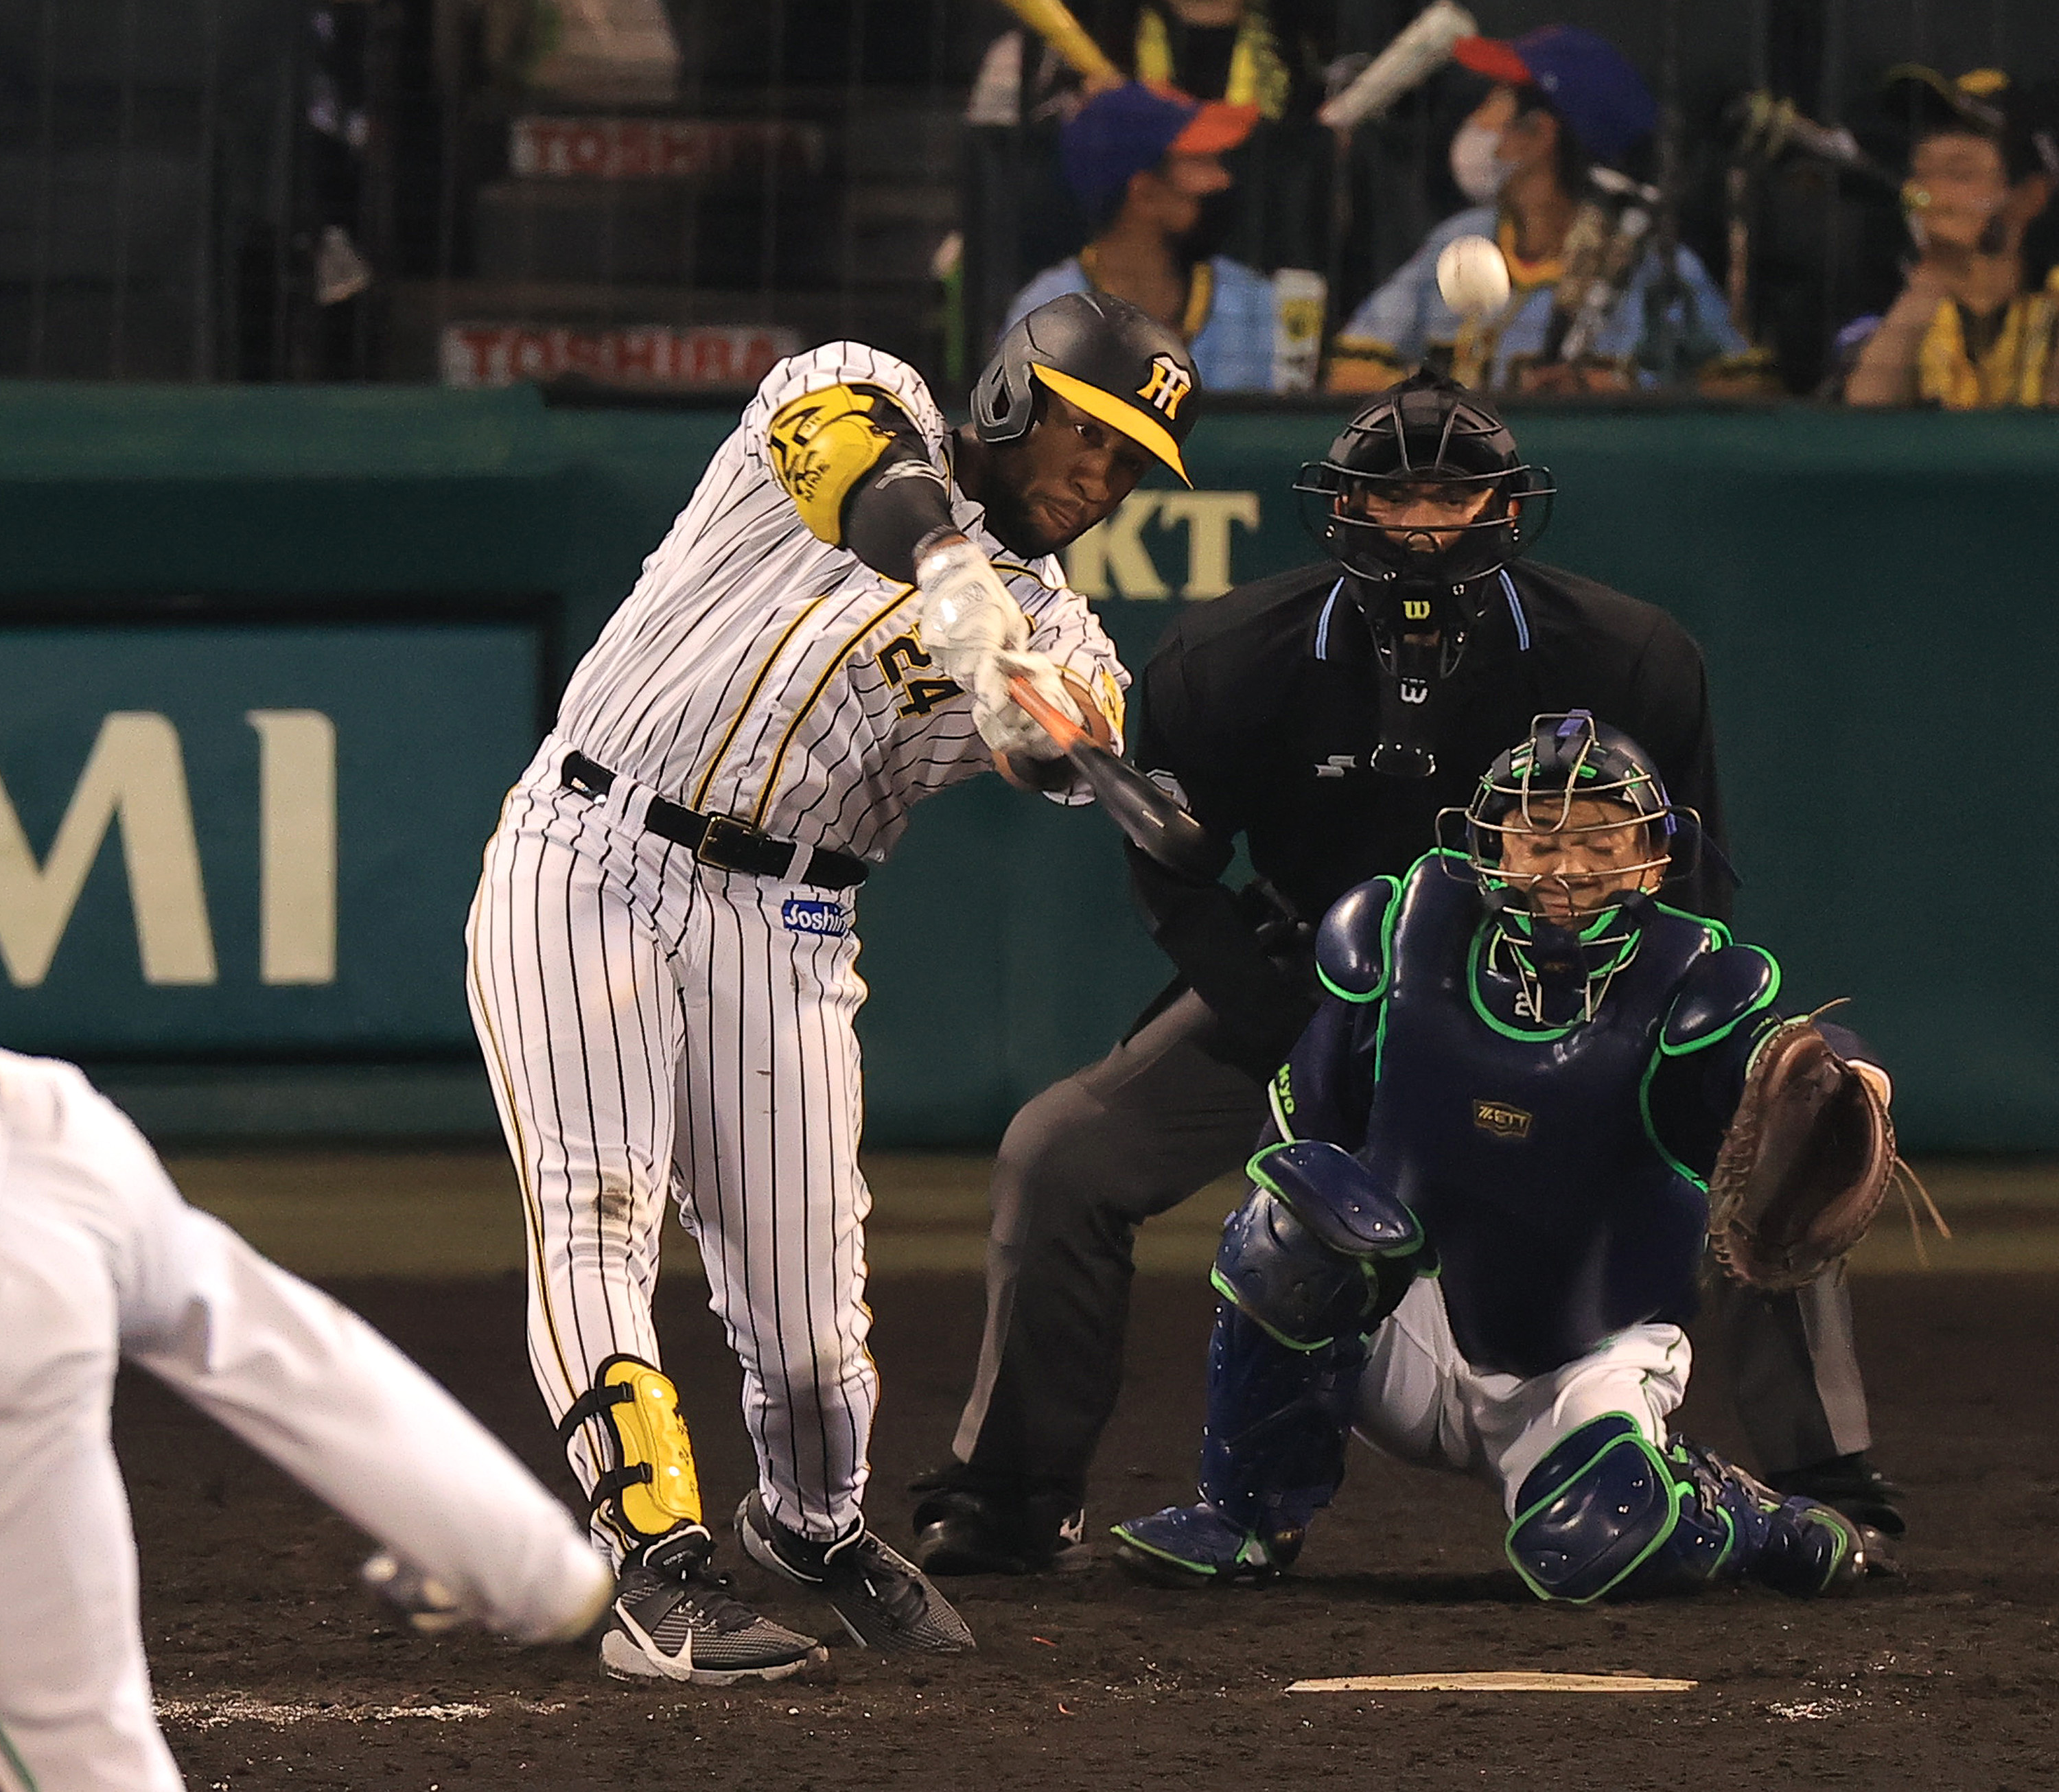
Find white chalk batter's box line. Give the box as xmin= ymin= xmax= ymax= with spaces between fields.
xmin=156 ymin=1695 xmax=566 ymax=1729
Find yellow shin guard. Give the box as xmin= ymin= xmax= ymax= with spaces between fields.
xmin=558 ymin=1353 xmax=704 ymax=1550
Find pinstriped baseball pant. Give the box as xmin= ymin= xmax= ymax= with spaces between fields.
xmin=467 ymin=741 xmax=877 ymax=1548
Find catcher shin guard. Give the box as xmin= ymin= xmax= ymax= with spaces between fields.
xmin=558 ymin=1354 xmax=704 ymax=1552
xmin=1194 ymin=1303 xmax=1358 ymax=1554
xmin=1198 ymin=1143 xmax=1425 ymax=1544
xmin=1504 ymin=1413 xmax=1868 ymax=1603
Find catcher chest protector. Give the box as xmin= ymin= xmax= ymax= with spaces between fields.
xmin=557 ymin=1353 xmax=705 ymax=1552
xmin=1347 ymin=853 xmax=1717 ymax=1377
xmin=972 ymin=290 xmax=1200 ymax=484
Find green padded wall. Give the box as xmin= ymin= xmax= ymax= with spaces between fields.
xmin=0 ymin=384 xmax=2047 ymax=1148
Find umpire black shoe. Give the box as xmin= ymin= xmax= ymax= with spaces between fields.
xmin=598 ymin=1524 xmax=826 ymax=1686
xmin=1768 ymin=1451 xmax=1907 ymax=1539
xmin=735 ymin=1492 xmax=976 ymax=1653
xmin=909 ymin=1483 xmax=1089 ymax=1576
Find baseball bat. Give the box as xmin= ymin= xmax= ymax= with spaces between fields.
xmin=1317 ymin=0 xmax=1475 ymax=131
xmin=1008 ymin=675 xmax=1231 ymax=883
xmin=991 ymin=0 xmax=1124 ymax=89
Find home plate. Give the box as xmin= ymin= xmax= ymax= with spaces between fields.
xmin=1288 ymin=1673 xmax=1697 ymax=1695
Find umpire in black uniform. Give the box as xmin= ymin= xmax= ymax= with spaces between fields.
xmin=911 ymin=373 xmax=1899 ymax=1574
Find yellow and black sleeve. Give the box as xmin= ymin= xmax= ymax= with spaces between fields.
xmin=765 ymin=382 xmax=955 ymax=579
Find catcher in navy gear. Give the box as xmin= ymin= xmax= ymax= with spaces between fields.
xmin=1111 ymin=715 xmax=1896 ymax=1601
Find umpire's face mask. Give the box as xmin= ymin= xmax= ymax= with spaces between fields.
xmin=1337 ymin=480 xmax=1507 ymax=779
xmin=1346 ymin=478 xmax=1500 ymax=555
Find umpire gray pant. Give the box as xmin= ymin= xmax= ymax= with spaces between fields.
xmin=948 ymin=990 xmax=1874 ymax=1500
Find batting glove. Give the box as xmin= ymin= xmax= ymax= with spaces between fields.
xmin=916 ymin=537 xmax=1030 ymax=677
xmin=975 ymin=647 xmax=1084 ymax=760
xmin=916 ymin=538 xmax=1084 ymax=760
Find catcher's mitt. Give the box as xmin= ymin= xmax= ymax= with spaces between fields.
xmin=1707 ymin=1016 xmax=1896 ymax=1291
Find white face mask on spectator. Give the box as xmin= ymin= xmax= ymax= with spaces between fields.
xmin=1449 ymin=122 xmax=1513 ymax=204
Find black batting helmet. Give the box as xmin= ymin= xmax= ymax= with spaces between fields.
xmin=973 ymin=292 xmax=1200 ymax=485
xmin=1294 ymin=371 xmax=1555 ymax=584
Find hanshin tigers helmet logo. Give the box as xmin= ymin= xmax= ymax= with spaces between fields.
xmin=1137 ymin=353 xmax=1194 ymax=419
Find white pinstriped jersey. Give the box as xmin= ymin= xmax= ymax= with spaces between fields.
xmin=556 ymin=342 xmax=1128 ymax=864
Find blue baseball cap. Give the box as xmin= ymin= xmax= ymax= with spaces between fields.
xmin=1455 ymin=25 xmax=1657 ymax=167
xmin=1060 ymin=81 xmax=1257 ymax=219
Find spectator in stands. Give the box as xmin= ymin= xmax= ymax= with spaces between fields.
xmin=964 ymin=1 xmax=1337 ymax=336
xmin=966 ymin=1 xmax=1329 ymax=130
xmin=1840 ymin=67 xmax=2059 ymax=407
xmin=1003 ymin=81 xmax=1275 ymax=390
xmin=1327 ymin=25 xmax=1750 ymax=395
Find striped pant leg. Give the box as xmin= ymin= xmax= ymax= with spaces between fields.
xmin=465 ymin=795 xmax=688 ymax=1542
xmin=673 ymin=869 xmax=876 ymax=1544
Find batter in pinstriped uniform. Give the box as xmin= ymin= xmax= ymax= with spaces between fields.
xmin=466 ymin=294 xmax=1202 ymax=1678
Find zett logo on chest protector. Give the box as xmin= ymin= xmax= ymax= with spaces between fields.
xmin=1472 ymin=1099 xmax=1534 ymax=1141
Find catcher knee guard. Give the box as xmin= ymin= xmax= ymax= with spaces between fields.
xmin=1211 ymin=1141 xmax=1424 ymax=1349
xmin=1506 ymin=1414 xmax=1705 ymax=1604
xmin=1506 ymin=1414 xmax=1867 ymax=1604
xmin=558 ymin=1354 xmax=704 ymax=1552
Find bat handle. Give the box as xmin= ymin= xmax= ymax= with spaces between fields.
xmin=1007 ymin=672 xmax=1087 ymax=752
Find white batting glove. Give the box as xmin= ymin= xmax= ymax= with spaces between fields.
xmin=974 ymin=648 xmax=1084 ymax=760
xmin=915 ymin=538 xmax=1083 ymax=761
xmin=916 ymin=537 xmax=1030 ymax=682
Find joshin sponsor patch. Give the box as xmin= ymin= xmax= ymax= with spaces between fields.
xmin=782 ymin=898 xmax=852 ymax=937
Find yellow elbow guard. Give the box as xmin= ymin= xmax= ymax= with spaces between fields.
xmin=557 ymin=1353 xmax=703 ymax=1546
xmin=766 ymin=383 xmax=896 ymax=546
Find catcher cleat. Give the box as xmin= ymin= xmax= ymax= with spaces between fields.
xmin=1664 ymin=1436 xmax=1871 ymax=1598
xmin=1505 ymin=1415 xmax=1881 ymax=1604
xmin=598 ymin=1526 xmax=825 ymax=1686
xmin=1109 ymin=1502 xmax=1296 ymax=1587
xmin=1768 ymin=1450 xmax=1907 ymax=1539
xmin=909 ymin=1473 xmax=1089 ymax=1576
xmin=736 ymin=1492 xmax=976 ymax=1653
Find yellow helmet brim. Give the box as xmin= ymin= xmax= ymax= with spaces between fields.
xmin=1032 ymin=363 xmax=1192 ymax=486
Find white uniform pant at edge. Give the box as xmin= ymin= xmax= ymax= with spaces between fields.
xmin=0 ymin=1054 xmax=609 ymax=1792
xmin=1353 ymin=1276 xmax=1692 ymax=1515
xmin=467 ymin=747 xmax=878 ymax=1548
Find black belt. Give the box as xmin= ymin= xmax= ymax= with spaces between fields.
xmin=560 ymin=750 xmax=868 ymax=890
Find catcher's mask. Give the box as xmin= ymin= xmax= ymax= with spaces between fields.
xmin=1436 ymin=712 xmax=1696 ymax=1020
xmin=972 ymin=290 xmax=1200 ymax=485
xmin=1294 ymin=373 xmax=1557 ymax=778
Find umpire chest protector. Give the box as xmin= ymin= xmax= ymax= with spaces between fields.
xmin=1345 ymin=853 xmax=1720 ymax=1378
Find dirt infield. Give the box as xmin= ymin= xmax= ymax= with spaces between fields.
xmin=128 ymin=1249 xmax=2058 ymax=1792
